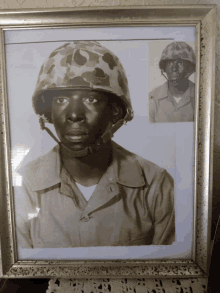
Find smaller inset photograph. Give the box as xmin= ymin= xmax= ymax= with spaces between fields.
xmin=148 ymin=41 xmax=196 ymax=123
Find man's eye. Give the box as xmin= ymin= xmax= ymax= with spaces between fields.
xmin=84 ymin=97 xmax=98 ymax=104
xmin=54 ymin=97 xmax=68 ymax=104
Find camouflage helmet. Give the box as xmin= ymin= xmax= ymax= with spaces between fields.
xmin=32 ymin=41 xmax=133 ymax=123
xmin=159 ymin=41 xmax=196 ymax=72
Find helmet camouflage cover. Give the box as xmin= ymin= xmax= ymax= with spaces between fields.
xmin=33 ymin=41 xmax=133 ymax=123
xmin=159 ymin=41 xmax=196 ymax=72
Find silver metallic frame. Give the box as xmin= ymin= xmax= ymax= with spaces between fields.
xmin=0 ymin=5 xmax=216 ymax=279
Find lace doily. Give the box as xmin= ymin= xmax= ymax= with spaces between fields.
xmin=47 ymin=278 xmax=207 ymax=293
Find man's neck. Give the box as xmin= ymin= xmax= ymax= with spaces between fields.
xmin=60 ymin=141 xmax=112 ymax=187
xmin=168 ymin=79 xmax=189 ymax=98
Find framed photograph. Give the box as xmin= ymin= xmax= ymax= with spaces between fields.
xmin=0 ymin=6 xmax=216 ymax=279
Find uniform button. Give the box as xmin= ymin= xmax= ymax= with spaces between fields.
xmin=110 ymin=178 xmax=115 ymax=183
xmin=81 ymin=215 xmax=90 ymax=222
xmin=109 ymin=185 xmax=116 ymax=192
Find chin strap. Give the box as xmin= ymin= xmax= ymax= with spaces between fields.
xmin=39 ymin=114 xmax=128 ymax=158
xmin=161 ymin=70 xmax=168 ymax=81
xmin=39 ymin=115 xmax=60 ymax=144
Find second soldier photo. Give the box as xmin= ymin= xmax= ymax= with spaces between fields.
xmin=149 ymin=41 xmax=196 ymax=123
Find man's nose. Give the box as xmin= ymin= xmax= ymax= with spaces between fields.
xmin=171 ymin=61 xmax=178 ymax=71
xmin=67 ymin=99 xmax=85 ymax=123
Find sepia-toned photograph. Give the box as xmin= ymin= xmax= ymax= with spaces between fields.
xmin=5 ymin=27 xmax=195 ymax=260
xmin=148 ymin=41 xmax=196 ymax=123
xmin=15 ymin=40 xmax=176 ymax=249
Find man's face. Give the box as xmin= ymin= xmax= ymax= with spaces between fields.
xmin=165 ymin=59 xmax=190 ymax=82
xmin=51 ymin=90 xmax=113 ymax=151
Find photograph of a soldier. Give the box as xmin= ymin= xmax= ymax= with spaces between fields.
xmin=149 ymin=41 xmax=196 ymax=123
xmin=15 ymin=40 xmax=175 ymax=249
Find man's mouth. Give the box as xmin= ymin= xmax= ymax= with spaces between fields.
xmin=168 ymin=73 xmax=181 ymax=80
xmin=65 ymin=130 xmax=88 ymax=142
xmin=65 ymin=134 xmax=88 ymax=142
xmin=170 ymin=72 xmax=179 ymax=76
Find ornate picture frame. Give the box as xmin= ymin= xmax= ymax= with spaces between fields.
xmin=0 ymin=5 xmax=216 ymax=279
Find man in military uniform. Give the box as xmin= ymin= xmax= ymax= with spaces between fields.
xmin=15 ymin=41 xmax=175 ymax=248
xmin=149 ymin=42 xmax=196 ymax=123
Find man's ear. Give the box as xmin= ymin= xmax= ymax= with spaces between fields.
xmin=184 ymin=62 xmax=195 ymax=79
xmin=112 ymin=104 xmax=123 ymax=124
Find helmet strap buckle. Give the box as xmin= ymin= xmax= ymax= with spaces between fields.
xmin=39 ymin=114 xmax=49 ymax=130
xmin=39 ymin=115 xmax=60 ymax=144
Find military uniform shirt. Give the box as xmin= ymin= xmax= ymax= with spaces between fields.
xmin=15 ymin=141 xmax=175 ymax=248
xmin=149 ymin=80 xmax=195 ymax=123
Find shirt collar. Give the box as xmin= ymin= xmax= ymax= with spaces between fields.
xmin=19 ymin=145 xmax=61 ymax=191
xmin=111 ymin=141 xmax=145 ymax=187
xmin=21 ymin=142 xmax=145 ymax=191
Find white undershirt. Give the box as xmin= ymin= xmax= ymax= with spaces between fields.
xmin=76 ymin=183 xmax=97 ymax=201
xmin=173 ymin=96 xmax=182 ymax=104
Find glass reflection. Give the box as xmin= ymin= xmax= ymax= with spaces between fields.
xmin=11 ymin=144 xmax=30 ymax=186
